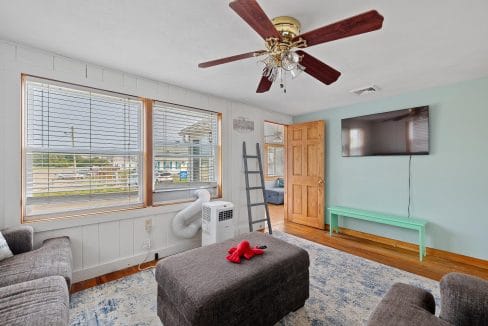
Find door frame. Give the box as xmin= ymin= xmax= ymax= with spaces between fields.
xmin=263 ymin=120 xmax=288 ymax=217
xmin=284 ymin=120 xmax=326 ymax=229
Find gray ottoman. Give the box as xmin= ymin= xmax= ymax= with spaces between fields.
xmin=155 ymin=232 xmax=309 ymax=326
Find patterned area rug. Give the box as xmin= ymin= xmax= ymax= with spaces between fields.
xmin=70 ymin=231 xmax=440 ymax=325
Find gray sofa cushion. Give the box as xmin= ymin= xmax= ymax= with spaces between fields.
xmin=386 ymin=283 xmax=437 ymax=314
xmin=0 ymin=276 xmax=69 ymax=326
xmin=0 ymin=231 xmax=13 ymax=261
xmin=368 ymin=283 xmax=450 ymax=326
xmin=0 ymin=237 xmax=73 ymax=288
xmin=2 ymin=225 xmax=34 ymax=255
xmin=440 ymin=272 xmax=488 ymax=326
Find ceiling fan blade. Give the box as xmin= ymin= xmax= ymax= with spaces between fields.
xmin=294 ymin=10 xmax=384 ymax=47
xmin=256 ymin=76 xmax=273 ymax=93
xmin=296 ymin=50 xmax=341 ymax=85
xmin=229 ymin=0 xmax=280 ymax=39
xmin=199 ymin=50 xmax=266 ymax=68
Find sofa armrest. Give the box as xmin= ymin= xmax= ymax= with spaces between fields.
xmin=440 ymin=272 xmax=488 ymax=326
xmin=41 ymin=237 xmax=73 ymax=287
xmin=2 ymin=225 xmax=34 ymax=254
xmin=0 ymin=276 xmax=69 ymax=326
xmin=368 ymin=283 xmax=449 ymax=326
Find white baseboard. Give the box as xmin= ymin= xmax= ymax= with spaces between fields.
xmin=72 ymin=239 xmax=201 ymax=283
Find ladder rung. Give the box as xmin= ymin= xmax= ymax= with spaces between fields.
xmin=249 ymin=202 xmax=265 ymax=207
xmin=246 ymin=186 xmax=263 ymax=190
xmin=245 ymin=155 xmax=258 ymax=158
xmin=252 ymin=218 xmax=268 ymax=224
xmin=246 ymin=171 xmax=260 ymax=174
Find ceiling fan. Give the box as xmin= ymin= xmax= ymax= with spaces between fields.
xmin=198 ymin=0 xmax=384 ymax=93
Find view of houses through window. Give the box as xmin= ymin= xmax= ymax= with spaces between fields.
xmin=23 ymin=76 xmax=220 ymax=221
xmin=24 ymin=77 xmax=143 ymax=220
xmin=152 ymin=103 xmax=219 ymax=203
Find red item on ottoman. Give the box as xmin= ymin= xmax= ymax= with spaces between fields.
xmin=226 ymin=240 xmax=264 ymax=263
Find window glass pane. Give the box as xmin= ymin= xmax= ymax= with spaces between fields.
xmin=152 ymin=103 xmax=219 ymax=203
xmin=267 ymin=148 xmax=276 ymax=176
xmin=264 ymin=122 xmax=285 ymax=178
xmin=274 ymin=146 xmax=284 ymax=176
xmin=24 ymin=78 xmax=143 ymax=219
xmin=266 ymin=146 xmax=284 ymax=177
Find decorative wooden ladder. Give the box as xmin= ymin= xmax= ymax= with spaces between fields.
xmin=242 ymin=142 xmax=272 ymax=234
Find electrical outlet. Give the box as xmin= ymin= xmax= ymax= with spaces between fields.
xmin=145 ymin=219 xmax=152 ymax=233
xmin=142 ymin=239 xmax=151 ymax=250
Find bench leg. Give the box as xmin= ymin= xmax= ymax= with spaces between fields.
xmin=422 ymin=226 xmax=426 ymax=257
xmin=419 ymin=227 xmax=426 ymax=261
xmin=328 ymin=211 xmax=333 ymax=235
xmin=329 ymin=213 xmax=338 ymax=236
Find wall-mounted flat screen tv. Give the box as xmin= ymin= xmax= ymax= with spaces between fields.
xmin=342 ymin=106 xmax=429 ymax=157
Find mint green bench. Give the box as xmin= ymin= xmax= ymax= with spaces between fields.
xmin=327 ymin=206 xmax=428 ymax=261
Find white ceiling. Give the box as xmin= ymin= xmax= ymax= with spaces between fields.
xmin=1 ymin=0 xmax=488 ymax=115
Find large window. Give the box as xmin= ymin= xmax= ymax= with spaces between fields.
xmin=152 ymin=102 xmax=219 ymax=204
xmin=23 ymin=77 xmax=143 ymax=220
xmin=22 ymin=76 xmax=221 ymax=221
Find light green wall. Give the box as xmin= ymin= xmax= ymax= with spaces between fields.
xmin=294 ymin=77 xmax=488 ymax=260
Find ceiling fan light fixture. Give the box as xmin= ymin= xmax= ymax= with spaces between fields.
xmin=290 ymin=63 xmax=305 ymax=79
xmin=281 ymin=51 xmax=301 ymax=71
xmin=263 ymin=65 xmax=279 ymax=82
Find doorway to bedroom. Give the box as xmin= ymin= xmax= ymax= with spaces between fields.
xmin=264 ymin=121 xmax=286 ymax=227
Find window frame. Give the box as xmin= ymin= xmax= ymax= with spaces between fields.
xmin=20 ymin=74 xmax=222 ymax=223
xmin=149 ymin=101 xmax=222 ymax=207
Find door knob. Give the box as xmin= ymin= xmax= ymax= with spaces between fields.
xmin=318 ymin=178 xmax=324 ymax=185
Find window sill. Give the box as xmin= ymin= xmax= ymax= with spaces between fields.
xmin=26 ymin=200 xmax=216 ymax=232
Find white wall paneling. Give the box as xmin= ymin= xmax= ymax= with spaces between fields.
xmin=99 ymin=221 xmax=120 ymax=263
xmin=0 ymin=39 xmax=292 ymax=282
xmin=82 ymin=224 xmax=100 ymax=268
xmin=119 ymin=219 xmax=134 ymax=258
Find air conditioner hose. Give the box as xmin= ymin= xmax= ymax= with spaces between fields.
xmin=171 ymin=189 xmax=211 ymax=239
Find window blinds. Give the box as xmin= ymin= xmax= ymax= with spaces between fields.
xmin=24 ymin=78 xmax=143 ymax=219
xmin=152 ymin=102 xmax=218 ymax=203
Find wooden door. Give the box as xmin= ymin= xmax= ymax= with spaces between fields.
xmin=285 ymin=120 xmax=325 ymax=229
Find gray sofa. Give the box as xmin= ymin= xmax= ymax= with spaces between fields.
xmin=0 ymin=225 xmax=73 ymax=325
xmin=368 ymin=272 xmax=488 ymax=326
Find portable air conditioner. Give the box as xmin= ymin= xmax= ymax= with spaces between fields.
xmin=202 ymin=201 xmax=235 ymax=246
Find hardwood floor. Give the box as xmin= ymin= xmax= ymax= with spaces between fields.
xmin=71 ymin=204 xmax=488 ymax=293
xmin=275 ymin=222 xmax=488 ymax=281
xmin=268 ymin=203 xmax=284 ymax=227
xmin=71 ymin=261 xmax=157 ymax=293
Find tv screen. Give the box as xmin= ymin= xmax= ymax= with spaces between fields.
xmin=341 ymin=106 xmax=429 ymax=157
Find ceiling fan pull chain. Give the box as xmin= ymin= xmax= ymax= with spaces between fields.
xmin=280 ymin=70 xmax=286 ymax=93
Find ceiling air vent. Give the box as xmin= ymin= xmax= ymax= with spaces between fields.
xmin=350 ymin=85 xmax=380 ymax=96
